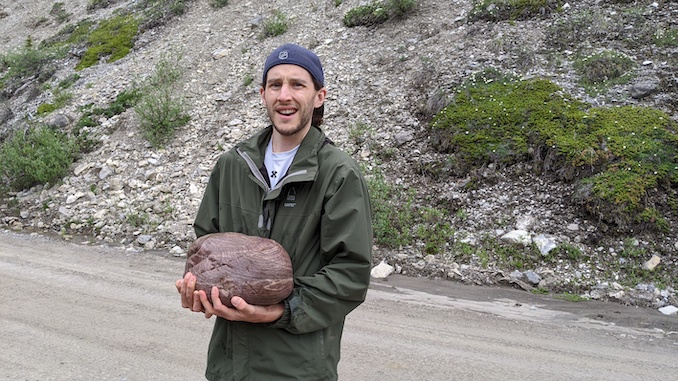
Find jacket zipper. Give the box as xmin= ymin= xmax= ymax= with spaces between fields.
xmin=237 ymin=148 xmax=308 ymax=231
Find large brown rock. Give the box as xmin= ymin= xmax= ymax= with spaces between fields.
xmin=184 ymin=232 xmax=294 ymax=307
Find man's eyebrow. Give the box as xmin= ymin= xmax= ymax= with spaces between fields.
xmin=267 ymin=76 xmax=309 ymax=84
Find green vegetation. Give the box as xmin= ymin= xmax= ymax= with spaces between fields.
xmin=468 ymin=0 xmax=561 ymax=22
xmin=74 ymin=88 xmax=142 ymax=152
xmin=76 ymin=14 xmax=140 ymax=70
xmin=573 ymin=51 xmax=636 ymax=95
xmin=210 ymin=0 xmax=229 ymax=8
xmin=41 ymin=19 xmax=94 ymax=50
xmin=138 ymin=0 xmax=192 ymax=30
xmin=545 ymin=7 xmax=672 ymax=51
xmin=260 ymin=10 xmax=289 ymax=39
xmin=654 ymin=27 xmax=678 ymax=47
xmin=546 ymin=242 xmax=583 ymax=263
xmin=37 ymin=81 xmax=75 ymax=115
xmin=87 ymin=0 xmax=116 ymax=11
xmin=367 ymin=168 xmax=453 ymax=254
xmin=343 ymin=0 xmax=416 ymax=27
xmin=0 ymin=125 xmax=77 ymax=191
xmin=50 ymin=2 xmax=70 ymax=24
xmin=430 ymin=68 xmax=678 ymax=232
xmin=554 ymin=292 xmax=586 ymax=302
xmin=0 ymin=38 xmax=61 ymax=97
xmin=134 ymin=56 xmax=190 ymax=148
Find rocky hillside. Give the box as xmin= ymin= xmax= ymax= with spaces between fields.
xmin=0 ymin=0 xmax=677 ymax=310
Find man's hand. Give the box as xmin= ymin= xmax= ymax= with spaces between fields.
xmin=175 ymin=272 xmax=204 ymax=313
xmin=197 ymin=286 xmax=284 ymax=323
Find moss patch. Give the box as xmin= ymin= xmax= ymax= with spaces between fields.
xmin=573 ymin=51 xmax=636 ymax=95
xmin=76 ymin=14 xmax=139 ymax=70
xmin=430 ymin=69 xmax=678 ymax=232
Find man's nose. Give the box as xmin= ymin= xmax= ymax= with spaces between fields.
xmin=278 ymin=83 xmax=292 ymax=100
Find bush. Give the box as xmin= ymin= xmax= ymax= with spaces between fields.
xmin=1 ymin=39 xmax=60 ymax=97
xmin=343 ymin=3 xmax=389 ymax=27
xmin=343 ymin=0 xmax=417 ymax=27
xmin=210 ymin=0 xmax=229 ymax=8
xmin=468 ymin=0 xmax=561 ymax=22
xmin=50 ymin=2 xmax=70 ymax=24
xmin=654 ymin=28 xmax=678 ymax=47
xmin=260 ymin=10 xmax=288 ymax=39
xmin=0 ymin=125 xmax=77 ymax=191
xmin=136 ymin=0 xmax=193 ymax=31
xmin=134 ymin=57 xmax=190 ymax=148
xmin=367 ymin=166 xmax=454 ymax=253
xmin=573 ymin=51 xmax=636 ymax=95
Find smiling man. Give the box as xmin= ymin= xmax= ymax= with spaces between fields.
xmin=176 ymin=44 xmax=373 ymax=380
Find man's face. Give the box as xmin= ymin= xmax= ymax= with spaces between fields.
xmin=260 ymin=64 xmax=326 ymax=137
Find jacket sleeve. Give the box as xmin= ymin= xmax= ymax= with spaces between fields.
xmin=269 ymin=165 xmax=373 ymax=334
xmin=193 ymin=157 xmax=223 ymax=238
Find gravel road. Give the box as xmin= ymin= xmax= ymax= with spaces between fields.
xmin=1 ymin=230 xmax=676 ymax=381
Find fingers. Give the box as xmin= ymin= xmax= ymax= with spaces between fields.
xmin=198 ymin=289 xmax=214 ymax=318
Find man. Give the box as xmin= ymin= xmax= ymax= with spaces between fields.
xmin=176 ymin=43 xmax=373 ymax=380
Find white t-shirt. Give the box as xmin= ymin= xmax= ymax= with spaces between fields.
xmin=264 ymin=139 xmax=299 ymax=189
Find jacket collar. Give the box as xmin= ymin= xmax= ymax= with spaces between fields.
xmin=238 ymin=125 xmax=326 ymax=183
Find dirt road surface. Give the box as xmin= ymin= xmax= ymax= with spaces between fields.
xmin=1 ymin=230 xmax=676 ymax=381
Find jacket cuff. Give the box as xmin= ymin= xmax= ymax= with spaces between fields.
xmin=267 ymin=298 xmax=290 ymax=329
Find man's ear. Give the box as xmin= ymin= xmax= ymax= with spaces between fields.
xmin=314 ymin=88 xmax=327 ymax=108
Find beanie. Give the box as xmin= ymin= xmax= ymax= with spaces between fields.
xmin=262 ymin=44 xmax=324 ymax=87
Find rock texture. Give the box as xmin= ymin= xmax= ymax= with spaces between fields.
xmin=185 ymin=232 xmax=294 ymax=307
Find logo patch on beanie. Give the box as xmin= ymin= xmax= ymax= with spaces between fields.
xmin=278 ymin=50 xmax=288 ymax=60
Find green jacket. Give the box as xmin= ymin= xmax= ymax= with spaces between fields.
xmin=192 ymin=125 xmax=373 ymax=381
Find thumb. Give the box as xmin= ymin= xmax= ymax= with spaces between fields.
xmin=231 ymin=296 xmax=246 ymax=309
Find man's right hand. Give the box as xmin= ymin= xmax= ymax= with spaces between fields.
xmin=175 ymin=272 xmax=204 ymax=313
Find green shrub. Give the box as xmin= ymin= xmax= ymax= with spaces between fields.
xmin=76 ymin=14 xmax=139 ymax=70
xmin=137 ymin=0 xmax=192 ymax=31
xmin=40 ymin=19 xmax=94 ymax=50
xmin=260 ymin=10 xmax=288 ymax=38
xmin=367 ymin=170 xmax=417 ymax=248
xmin=654 ymin=28 xmax=678 ymax=47
xmin=1 ymin=40 xmax=60 ymax=96
xmin=0 ymin=125 xmax=77 ymax=191
xmin=469 ymin=0 xmax=561 ymax=22
xmin=343 ymin=3 xmax=389 ymax=27
xmin=366 ymin=166 xmax=454 ymax=254
xmin=94 ymin=88 xmax=142 ymax=117
xmin=50 ymin=2 xmax=70 ymax=24
xmin=546 ymin=242 xmax=583 ymax=262
xmin=37 ymin=89 xmax=73 ymax=115
xmin=343 ymin=0 xmax=416 ymax=27
xmin=134 ymin=57 xmax=190 ymax=148
xmin=388 ymin=0 xmax=417 ymax=18
xmin=87 ymin=0 xmax=116 ymax=11
xmin=573 ymin=51 xmax=636 ymax=95
xmin=57 ymin=73 xmax=80 ymax=89
xmin=210 ymin=0 xmax=229 ymax=8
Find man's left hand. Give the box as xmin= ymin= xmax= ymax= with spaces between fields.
xmin=197 ymin=287 xmax=284 ymax=323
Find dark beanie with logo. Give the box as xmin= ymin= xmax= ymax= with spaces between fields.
xmin=262 ymin=44 xmax=324 ymax=87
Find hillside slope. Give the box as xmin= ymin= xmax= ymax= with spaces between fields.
xmin=1 ymin=0 xmax=677 ymax=309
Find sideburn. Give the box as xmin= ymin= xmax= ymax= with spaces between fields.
xmin=312 ymin=77 xmax=324 ymax=127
